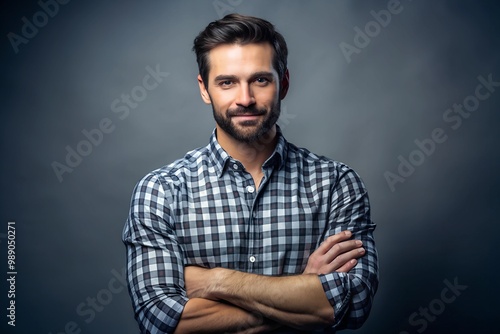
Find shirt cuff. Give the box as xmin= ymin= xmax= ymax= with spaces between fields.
xmin=319 ymin=272 xmax=351 ymax=327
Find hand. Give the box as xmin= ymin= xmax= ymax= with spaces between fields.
xmin=303 ymin=230 xmax=365 ymax=275
xmin=233 ymin=314 xmax=282 ymax=334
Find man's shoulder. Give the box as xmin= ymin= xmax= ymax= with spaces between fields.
xmin=286 ymin=142 xmax=367 ymax=193
xmin=138 ymin=144 xmax=211 ymax=187
xmin=286 ymin=141 xmax=351 ymax=173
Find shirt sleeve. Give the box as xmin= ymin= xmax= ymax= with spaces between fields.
xmin=318 ymin=165 xmax=379 ymax=330
xmin=122 ymin=172 xmax=187 ymax=334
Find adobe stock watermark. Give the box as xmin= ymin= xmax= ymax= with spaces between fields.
xmin=399 ymin=277 xmax=468 ymax=334
xmin=385 ymin=73 xmax=499 ymax=192
xmin=339 ymin=0 xmax=414 ymax=64
xmin=7 ymin=0 xmax=71 ymax=54
xmin=213 ymin=0 xmax=244 ymax=18
xmin=51 ymin=64 xmax=170 ymax=183
xmin=276 ymin=105 xmax=296 ymax=129
xmin=48 ymin=267 xmax=127 ymax=334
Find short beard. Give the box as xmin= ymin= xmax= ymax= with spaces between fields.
xmin=212 ymin=100 xmax=281 ymax=144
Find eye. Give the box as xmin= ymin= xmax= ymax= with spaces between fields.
xmin=219 ymin=80 xmax=234 ymax=88
xmin=254 ymin=77 xmax=270 ymax=86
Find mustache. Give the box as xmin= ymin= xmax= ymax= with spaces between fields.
xmin=227 ymin=106 xmax=266 ymax=117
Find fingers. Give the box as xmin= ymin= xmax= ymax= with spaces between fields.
xmin=328 ymin=247 xmax=365 ymax=272
xmin=304 ymin=230 xmax=366 ymax=275
xmin=323 ymin=236 xmax=364 ymax=263
xmin=316 ymin=230 xmax=353 ymax=255
xmin=336 ymin=259 xmax=357 ymax=273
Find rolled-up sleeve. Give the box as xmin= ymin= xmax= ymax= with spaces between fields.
xmin=319 ymin=166 xmax=379 ymax=330
xmin=122 ymin=172 xmax=187 ymax=334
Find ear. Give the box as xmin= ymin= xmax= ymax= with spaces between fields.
xmin=279 ymin=69 xmax=290 ymax=100
xmin=197 ymin=74 xmax=212 ymax=104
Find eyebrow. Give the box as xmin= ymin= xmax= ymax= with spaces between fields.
xmin=213 ymin=74 xmax=239 ymax=82
xmin=213 ymin=71 xmax=275 ymax=83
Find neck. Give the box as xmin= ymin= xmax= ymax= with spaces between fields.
xmin=216 ymin=125 xmax=278 ymax=174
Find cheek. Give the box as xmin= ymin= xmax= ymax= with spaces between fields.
xmin=256 ymin=91 xmax=278 ymax=108
xmin=205 ymin=90 xmax=228 ymax=112
xmin=256 ymin=84 xmax=278 ymax=99
xmin=215 ymin=100 xmax=234 ymax=113
xmin=211 ymin=91 xmax=236 ymax=109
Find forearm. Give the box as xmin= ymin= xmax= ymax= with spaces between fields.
xmin=174 ymin=298 xmax=280 ymax=334
xmin=207 ymin=269 xmax=334 ymax=330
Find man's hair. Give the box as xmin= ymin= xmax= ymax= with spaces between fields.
xmin=193 ymin=13 xmax=288 ymax=86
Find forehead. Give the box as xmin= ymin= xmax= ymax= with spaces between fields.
xmin=207 ymin=43 xmax=276 ymax=79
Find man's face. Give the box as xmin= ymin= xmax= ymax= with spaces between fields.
xmin=198 ymin=43 xmax=287 ymax=143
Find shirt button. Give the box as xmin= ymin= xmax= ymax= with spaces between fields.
xmin=232 ymin=163 xmax=239 ymax=170
xmin=246 ymin=186 xmax=255 ymax=193
xmin=249 ymin=256 xmax=256 ymax=263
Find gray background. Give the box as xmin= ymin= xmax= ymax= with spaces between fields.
xmin=1 ymin=0 xmax=499 ymax=333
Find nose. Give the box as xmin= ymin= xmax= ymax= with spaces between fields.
xmin=235 ymin=83 xmax=255 ymax=107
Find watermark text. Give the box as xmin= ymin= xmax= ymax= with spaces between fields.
xmin=385 ymin=73 xmax=499 ymax=191
xmin=6 ymin=222 xmax=17 ymax=327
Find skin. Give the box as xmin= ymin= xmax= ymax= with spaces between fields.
xmin=197 ymin=43 xmax=287 ymax=188
xmin=173 ymin=43 xmax=365 ymax=333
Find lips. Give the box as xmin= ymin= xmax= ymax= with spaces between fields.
xmin=232 ymin=113 xmax=264 ymax=118
xmin=228 ymin=107 xmax=266 ymax=118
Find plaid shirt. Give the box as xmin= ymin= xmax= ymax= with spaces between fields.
xmin=122 ymin=127 xmax=378 ymax=334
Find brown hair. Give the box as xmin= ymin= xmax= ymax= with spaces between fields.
xmin=193 ymin=13 xmax=288 ymax=86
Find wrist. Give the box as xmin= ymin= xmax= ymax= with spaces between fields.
xmin=206 ymin=267 xmax=229 ymax=299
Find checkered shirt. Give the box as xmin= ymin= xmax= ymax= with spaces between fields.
xmin=122 ymin=127 xmax=378 ymax=334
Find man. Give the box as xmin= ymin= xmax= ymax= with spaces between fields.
xmin=123 ymin=13 xmax=378 ymax=334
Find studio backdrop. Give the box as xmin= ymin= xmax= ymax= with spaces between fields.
xmin=1 ymin=1 xmax=499 ymax=333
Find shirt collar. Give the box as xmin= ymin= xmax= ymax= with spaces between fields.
xmin=264 ymin=125 xmax=287 ymax=170
xmin=208 ymin=129 xmax=231 ymax=178
xmin=208 ymin=125 xmax=288 ymax=178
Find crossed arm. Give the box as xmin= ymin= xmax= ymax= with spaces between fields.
xmin=173 ymin=230 xmax=365 ymax=333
